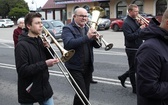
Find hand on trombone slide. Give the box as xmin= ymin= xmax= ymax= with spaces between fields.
xmin=41 ymin=37 xmax=60 ymax=67
xmin=43 ymin=40 xmax=50 ymax=48
xmin=45 ymin=58 xmax=60 ymax=67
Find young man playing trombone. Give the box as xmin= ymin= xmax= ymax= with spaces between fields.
xmin=15 ymin=12 xmax=59 ymax=105
xmin=62 ymin=7 xmax=101 ymax=105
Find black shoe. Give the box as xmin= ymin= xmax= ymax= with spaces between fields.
xmin=90 ymin=80 xmax=98 ymax=84
xmin=118 ymin=76 xmax=127 ymax=88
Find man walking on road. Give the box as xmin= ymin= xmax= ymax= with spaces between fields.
xmin=117 ymin=4 xmax=145 ymax=94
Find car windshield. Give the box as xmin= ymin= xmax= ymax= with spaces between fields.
xmin=6 ymin=19 xmax=12 ymax=22
xmin=51 ymin=21 xmax=64 ymax=27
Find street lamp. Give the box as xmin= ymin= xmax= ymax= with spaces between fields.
xmin=28 ymin=0 xmax=37 ymax=12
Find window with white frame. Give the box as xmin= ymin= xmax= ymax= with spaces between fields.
xmin=132 ymin=0 xmax=144 ymax=13
xmin=116 ymin=1 xmax=127 ymax=18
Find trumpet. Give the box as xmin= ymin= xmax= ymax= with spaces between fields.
xmin=41 ymin=26 xmax=92 ymax=105
xmin=136 ymin=14 xmax=149 ymax=26
xmin=88 ymin=6 xmax=113 ymax=51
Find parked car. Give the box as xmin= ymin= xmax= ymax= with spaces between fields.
xmin=110 ymin=16 xmax=126 ymax=32
xmin=110 ymin=13 xmax=155 ymax=32
xmin=42 ymin=20 xmax=64 ymax=40
xmin=0 ymin=19 xmax=14 ymax=28
xmin=97 ymin=18 xmax=111 ymax=30
xmin=88 ymin=13 xmax=111 ymax=30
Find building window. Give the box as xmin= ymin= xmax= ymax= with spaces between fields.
xmin=100 ymin=2 xmax=110 ymax=18
xmin=73 ymin=6 xmax=80 ymax=11
xmin=116 ymin=1 xmax=127 ymax=18
xmin=83 ymin=5 xmax=90 ymax=12
xmin=156 ymin=0 xmax=167 ymax=16
xmin=132 ymin=0 xmax=143 ymax=13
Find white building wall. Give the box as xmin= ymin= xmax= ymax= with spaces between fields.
xmin=47 ymin=11 xmax=53 ymax=20
xmin=40 ymin=11 xmax=61 ymax=20
xmin=55 ymin=11 xmax=61 ymax=20
xmin=39 ymin=11 xmax=45 ymax=19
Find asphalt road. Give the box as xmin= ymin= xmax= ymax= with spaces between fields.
xmin=0 ymin=26 xmax=137 ymax=105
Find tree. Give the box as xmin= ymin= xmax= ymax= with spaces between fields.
xmin=9 ymin=2 xmax=29 ymax=19
xmin=0 ymin=0 xmax=29 ymax=19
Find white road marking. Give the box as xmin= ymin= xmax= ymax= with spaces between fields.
xmin=0 ymin=62 xmax=131 ymax=87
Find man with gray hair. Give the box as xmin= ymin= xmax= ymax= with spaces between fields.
xmin=62 ymin=7 xmax=101 ymax=105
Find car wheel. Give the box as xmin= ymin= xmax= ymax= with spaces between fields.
xmin=2 ymin=24 xmax=5 ymax=28
xmin=105 ymin=26 xmax=110 ymax=30
xmin=113 ymin=24 xmax=119 ymax=32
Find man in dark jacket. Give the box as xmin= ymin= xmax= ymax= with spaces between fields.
xmin=61 ymin=7 xmax=101 ymax=105
xmin=15 ymin=12 xmax=59 ymax=105
xmin=117 ymin=4 xmax=146 ymax=93
xmin=136 ymin=9 xmax=168 ymax=105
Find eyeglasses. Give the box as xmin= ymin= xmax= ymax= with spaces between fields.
xmin=76 ymin=14 xmax=88 ymax=18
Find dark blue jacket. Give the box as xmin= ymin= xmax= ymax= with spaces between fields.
xmin=61 ymin=21 xmax=100 ymax=71
xmin=122 ymin=15 xmax=143 ymax=48
xmin=136 ymin=19 xmax=168 ymax=105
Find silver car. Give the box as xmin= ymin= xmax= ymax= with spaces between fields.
xmin=97 ymin=18 xmax=111 ymax=30
xmin=42 ymin=20 xmax=64 ymax=40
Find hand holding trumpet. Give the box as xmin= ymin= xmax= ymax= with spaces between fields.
xmin=136 ymin=14 xmax=150 ymax=29
xmin=136 ymin=18 xmax=146 ymax=29
xmin=87 ymin=28 xmax=99 ymax=39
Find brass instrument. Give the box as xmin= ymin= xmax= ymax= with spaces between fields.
xmin=136 ymin=14 xmax=149 ymax=25
xmin=41 ymin=26 xmax=92 ymax=105
xmin=87 ymin=6 xmax=113 ymax=51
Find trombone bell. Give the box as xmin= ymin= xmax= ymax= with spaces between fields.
xmin=42 ymin=26 xmax=75 ymax=62
xmin=61 ymin=49 xmax=75 ymax=62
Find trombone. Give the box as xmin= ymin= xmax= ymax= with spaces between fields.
xmin=41 ymin=26 xmax=92 ymax=105
xmin=136 ymin=14 xmax=149 ymax=26
xmin=87 ymin=6 xmax=113 ymax=51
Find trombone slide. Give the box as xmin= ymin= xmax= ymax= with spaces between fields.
xmin=41 ymin=26 xmax=91 ymax=105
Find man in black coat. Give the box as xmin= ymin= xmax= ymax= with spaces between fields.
xmin=15 ymin=12 xmax=59 ymax=105
xmin=62 ymin=7 xmax=101 ymax=105
xmin=136 ymin=9 xmax=168 ymax=105
xmin=117 ymin=4 xmax=146 ymax=93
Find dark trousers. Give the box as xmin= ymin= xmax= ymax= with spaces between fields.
xmin=69 ymin=67 xmax=92 ymax=105
xmin=121 ymin=49 xmax=137 ymax=90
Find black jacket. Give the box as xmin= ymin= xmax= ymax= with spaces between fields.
xmin=122 ymin=15 xmax=143 ymax=48
xmin=61 ymin=21 xmax=100 ymax=71
xmin=136 ymin=19 xmax=168 ymax=105
xmin=15 ymin=32 xmax=53 ymax=103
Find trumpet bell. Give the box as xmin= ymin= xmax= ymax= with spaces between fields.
xmin=89 ymin=6 xmax=105 ymax=18
xmin=105 ymin=43 xmax=113 ymax=51
xmin=87 ymin=6 xmax=113 ymax=51
xmin=61 ymin=49 xmax=75 ymax=62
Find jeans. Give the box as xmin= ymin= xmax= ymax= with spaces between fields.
xmin=20 ymin=96 xmax=54 ymax=105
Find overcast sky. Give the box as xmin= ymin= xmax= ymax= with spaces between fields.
xmin=24 ymin=0 xmax=48 ymax=8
